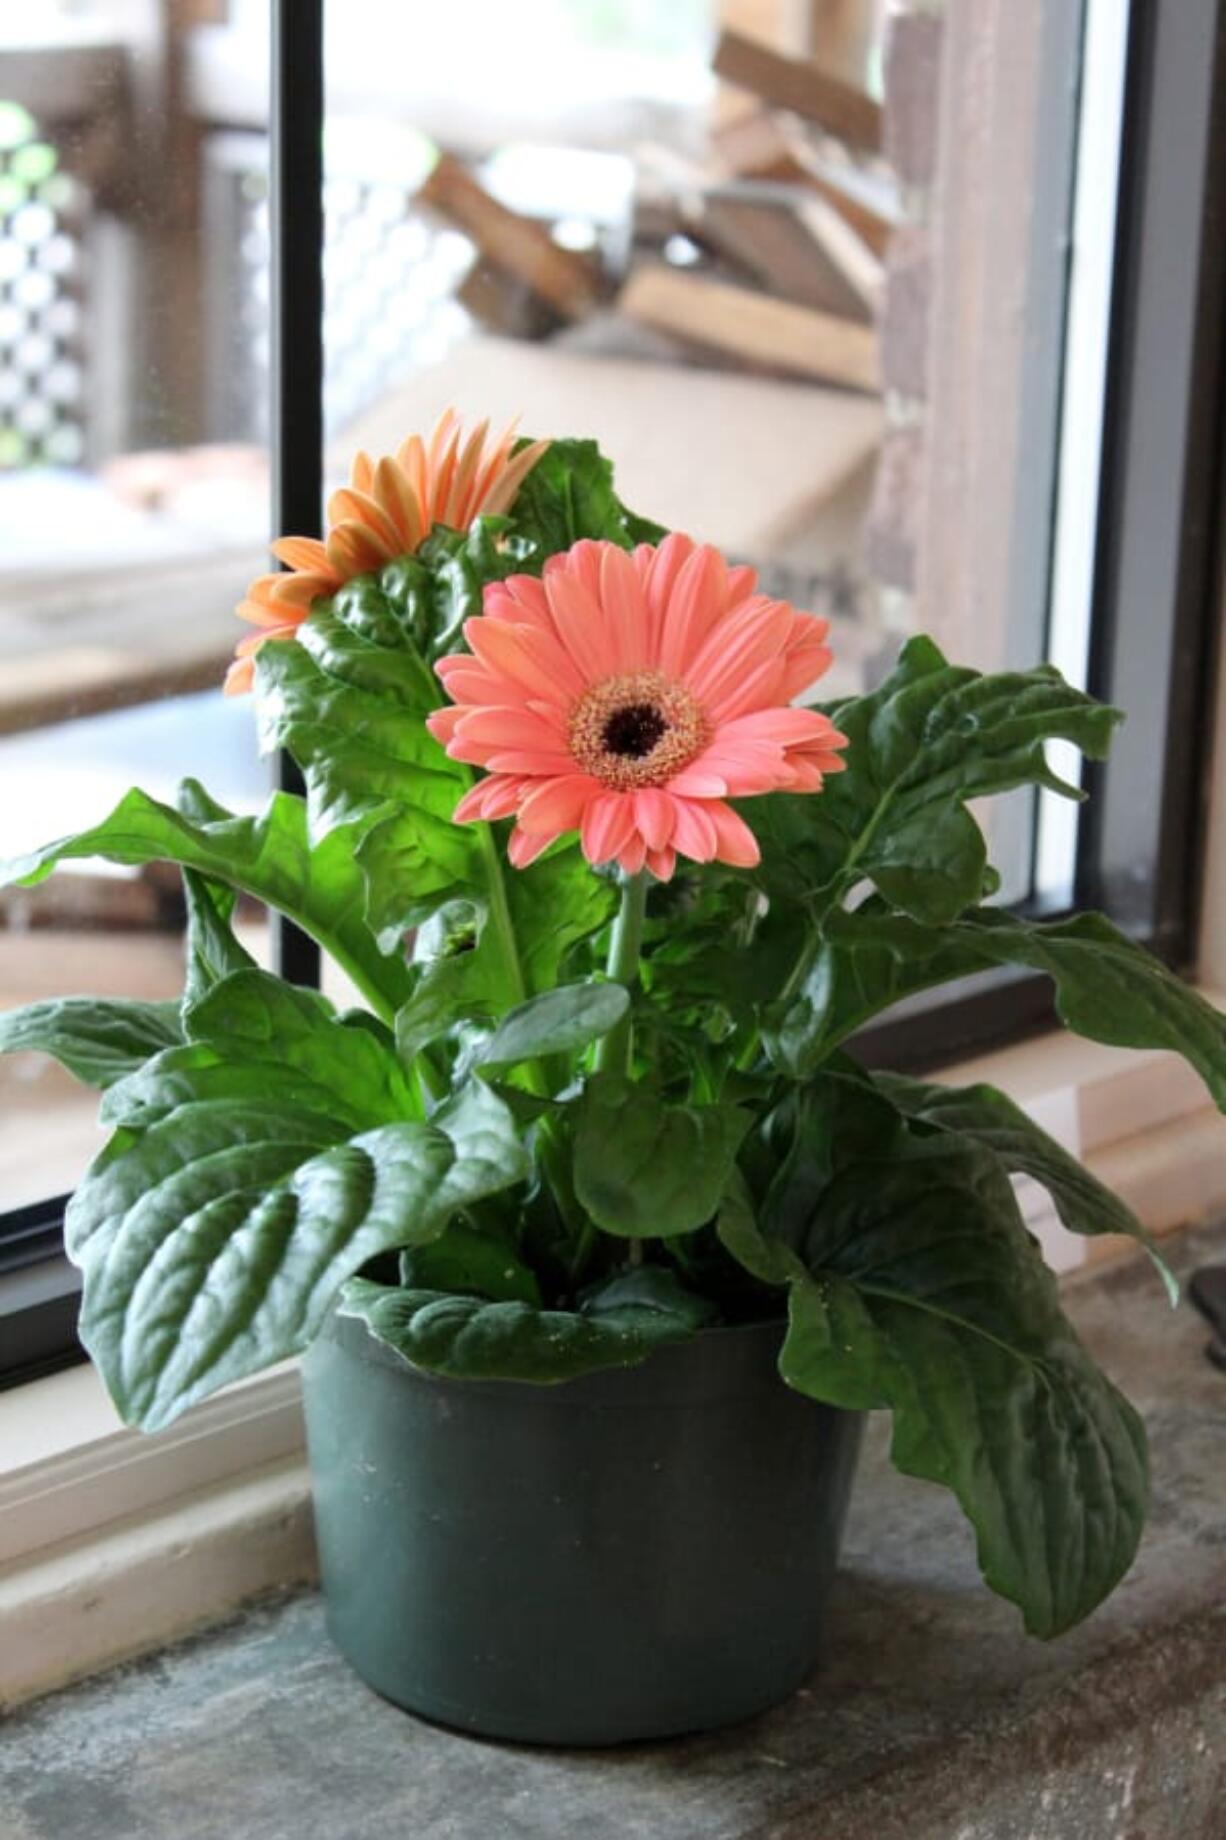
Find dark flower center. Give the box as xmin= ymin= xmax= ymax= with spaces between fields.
xmin=602 ymin=702 xmax=668 ymax=759
xmin=569 ymin=670 xmax=709 ymax=790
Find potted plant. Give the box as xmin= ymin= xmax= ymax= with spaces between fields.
xmin=4 ymin=416 xmax=1223 ymax=1745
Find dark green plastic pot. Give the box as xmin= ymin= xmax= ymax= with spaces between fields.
xmin=301 ymin=1310 xmax=863 ymax=1746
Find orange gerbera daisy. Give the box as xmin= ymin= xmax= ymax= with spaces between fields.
xmin=426 ymin=534 xmax=848 ymax=882
xmin=225 ymin=411 xmax=549 ymax=693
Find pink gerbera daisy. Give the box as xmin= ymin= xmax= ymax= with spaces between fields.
xmin=426 ymin=534 xmax=848 ymax=882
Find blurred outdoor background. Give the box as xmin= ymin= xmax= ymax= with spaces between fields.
xmin=0 ymin=0 xmax=1077 ymax=1201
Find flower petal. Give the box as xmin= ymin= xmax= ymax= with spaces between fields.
xmin=482 ymin=749 xmax=581 ymax=777
xmin=480 ymin=436 xmax=550 ymax=519
xmin=670 ymin=798 xmax=719 ymax=862
xmin=581 ymin=792 xmax=637 ymax=866
xmin=717 ymin=707 xmax=839 ymax=746
xmin=684 ymin=596 xmax=794 ymax=709
xmin=507 ymin=825 xmax=555 ymax=869
xmin=326 ymin=520 xmax=393 ymax=578
xmin=271 ymin=535 xmax=333 ymax=575
xmin=706 ymin=801 xmax=762 ymax=869
xmin=464 ymin=615 xmax=586 ymax=703
xmin=618 ymin=831 xmax=648 ymax=875
xmin=657 ymin=543 xmax=730 ymax=677
xmin=326 ymin=487 xmax=403 ymax=555
xmin=425 ymin=706 xmax=464 ymax=745
xmin=633 ymin=787 xmax=675 ymax=852
xmin=544 ymin=564 xmax=621 ymax=682
xmin=637 ymin=532 xmax=695 ymax=655
xmin=474 ymin=775 xmax=530 ymax=820
xmin=518 ymin=774 xmax=602 ymax=834
xmin=599 ymin=542 xmax=650 ymax=672
xmin=487 ymin=573 xmax=553 ymax=629
xmin=373 ymin=456 xmax=425 ymax=551
xmin=451 ymin=706 xmax=563 ymax=752
xmin=665 ymin=766 xmax=728 ymax=798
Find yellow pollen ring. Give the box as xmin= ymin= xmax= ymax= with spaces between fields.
xmin=568 ymin=670 xmax=710 ymax=791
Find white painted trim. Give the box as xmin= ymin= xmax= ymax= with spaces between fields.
xmin=0 ymin=1363 xmax=303 ymax=1570
xmin=1035 ymin=0 xmax=1133 ymax=900
xmin=0 ymin=1457 xmax=314 ymax=1711
xmin=931 ymin=986 xmax=1226 ymax=1275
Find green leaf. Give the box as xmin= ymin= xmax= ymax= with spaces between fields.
xmin=65 ymin=973 xmax=529 ymax=1428
xmin=766 ymin=894 xmax=987 ymax=1075
xmin=414 ymin=519 xmax=527 ymax=663
xmin=338 ymin=1273 xmax=698 ymax=1383
xmin=874 ymin=1071 xmax=1178 ymax=1302
xmin=354 ymin=804 xmax=482 ymax=942
xmin=573 ymin=1074 xmax=752 ymax=1237
xmin=392 ymin=850 xmax=619 ymax=1071
xmin=400 ymin=1218 xmax=542 ymax=1305
xmin=173 ymin=783 xmax=260 ymax=1010
xmin=101 ymin=970 xmax=435 ymax=1138
xmin=506 ymin=844 xmax=617 ymax=995
xmin=825 ymin=905 xmax=1226 ymax=1109
xmin=0 ymin=781 xmax=411 ymax=1025
xmin=336 ymin=524 xmax=521 ymax=671
xmin=721 ymin=1075 xmax=1149 ymax=1636
xmin=506 ymin=437 xmax=666 ymax=560
xmin=256 ymin=621 xmax=466 ymax=844
xmin=0 ymin=997 xmax=181 ymax=1090
xmin=473 ymin=982 xmax=629 ymax=1071
xmin=745 ymin=638 xmax=1121 ymax=925
xmin=181 ymin=867 xmax=258 ymax=1008
xmin=580 ymin=1261 xmax=721 ymax=1331
xmin=394 ymin=912 xmax=489 ymax=1066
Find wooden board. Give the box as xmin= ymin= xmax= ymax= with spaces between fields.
xmin=417 ymin=154 xmax=602 ymax=321
xmin=456 ymin=258 xmax=563 ymax=340
xmin=618 ymin=266 xmax=880 ymax=393
xmin=793 ymin=192 xmax=883 ymax=314
xmin=341 ymin=335 xmax=883 ymax=561
xmin=712 ymin=28 xmax=883 ymax=154
xmin=711 ymin=111 xmax=896 ymax=256
xmin=0 ymin=551 xmax=256 ymax=738
xmin=697 ymin=189 xmax=880 ymax=320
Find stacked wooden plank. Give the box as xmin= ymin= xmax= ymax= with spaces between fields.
xmin=619 ymin=29 xmax=896 ymax=393
xmin=414 ymin=29 xmax=896 ymax=396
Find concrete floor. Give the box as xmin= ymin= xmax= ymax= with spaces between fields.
xmin=3 ymin=1224 xmax=1225 ymax=1840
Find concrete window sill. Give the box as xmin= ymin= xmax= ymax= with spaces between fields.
xmin=2 ymin=1220 xmax=1224 ymax=1840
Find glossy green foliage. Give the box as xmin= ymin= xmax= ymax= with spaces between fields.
xmin=745 ymin=637 xmax=1121 ymax=925
xmin=339 ymin=1257 xmax=711 ymax=1384
xmin=723 ymin=1072 xmax=1149 ymax=1636
xmin=573 ymin=1074 xmax=752 ymax=1237
xmin=66 ymin=972 xmax=528 ymax=1428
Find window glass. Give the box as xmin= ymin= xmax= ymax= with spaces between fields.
xmin=0 ymin=5 xmax=271 ymax=1207
xmin=316 ymin=0 xmax=1093 ymax=919
xmin=0 ymin=0 xmax=1119 ymax=1206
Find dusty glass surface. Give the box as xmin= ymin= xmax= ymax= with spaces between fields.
xmin=0 ymin=5 xmax=271 ymax=1206
xmin=0 ymin=0 xmax=1106 ymax=1199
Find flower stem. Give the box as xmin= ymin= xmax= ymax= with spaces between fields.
xmin=594 ymin=871 xmax=648 ymax=1079
xmin=474 ymin=819 xmax=550 ymax=1098
xmin=606 ymin=874 xmax=650 ymax=1265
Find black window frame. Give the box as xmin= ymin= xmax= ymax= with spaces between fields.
xmin=2 ymin=0 xmax=1224 ymax=1386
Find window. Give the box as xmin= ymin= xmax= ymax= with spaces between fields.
xmin=2 ymin=0 xmax=1223 ymax=1386
xmin=0 ymin=3 xmax=275 ymax=1377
